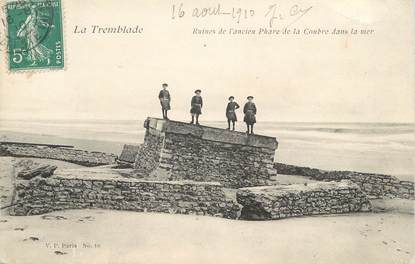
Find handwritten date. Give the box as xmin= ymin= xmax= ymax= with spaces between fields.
xmin=171 ymin=3 xmax=313 ymax=28
xmin=172 ymin=3 xmax=255 ymax=24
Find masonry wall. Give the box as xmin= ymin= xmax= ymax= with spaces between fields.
xmin=275 ymin=163 xmax=414 ymax=199
xmin=133 ymin=118 xmax=278 ymax=188
xmin=134 ymin=131 xmax=164 ymax=175
xmin=237 ymin=180 xmax=371 ymax=220
xmin=163 ymin=133 xmax=276 ymax=188
xmin=118 ymin=144 xmax=141 ymax=166
xmin=0 ymin=143 xmax=117 ymax=166
xmin=11 ymin=174 xmax=239 ymax=219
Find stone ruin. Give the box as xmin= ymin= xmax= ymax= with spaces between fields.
xmin=133 ymin=117 xmax=278 ymax=188
xmin=9 ymin=117 xmax=375 ymax=220
xmin=11 ymin=168 xmax=239 ymax=218
xmin=0 ymin=142 xmax=117 ymax=166
xmin=237 ymin=180 xmax=371 ymax=220
xmin=117 ymin=144 xmax=140 ymax=168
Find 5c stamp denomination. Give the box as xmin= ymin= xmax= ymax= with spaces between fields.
xmin=6 ymin=0 xmax=64 ymax=71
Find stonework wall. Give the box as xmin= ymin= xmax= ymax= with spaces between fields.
xmin=274 ymin=163 xmax=414 ymax=199
xmin=164 ymin=133 xmax=276 ymax=188
xmin=0 ymin=143 xmax=117 ymax=167
xmin=118 ymin=144 xmax=141 ymax=166
xmin=237 ymin=180 xmax=371 ymax=220
xmin=133 ymin=118 xmax=278 ymax=188
xmin=11 ymin=169 xmax=239 ymax=219
xmin=134 ymin=131 xmax=164 ymax=175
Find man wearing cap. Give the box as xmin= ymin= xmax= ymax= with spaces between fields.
xmin=243 ymin=96 xmax=257 ymax=134
xmin=226 ymin=96 xmax=240 ymax=131
xmin=190 ymin=89 xmax=203 ymax=125
xmin=158 ymin=83 xmax=171 ymax=120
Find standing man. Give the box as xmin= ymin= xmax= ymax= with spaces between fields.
xmin=243 ymin=96 xmax=257 ymax=134
xmin=226 ymin=96 xmax=240 ymax=130
xmin=190 ymin=89 xmax=203 ymax=125
xmin=158 ymin=83 xmax=171 ymax=120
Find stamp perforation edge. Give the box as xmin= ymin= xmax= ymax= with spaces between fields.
xmin=0 ymin=0 xmax=67 ymax=74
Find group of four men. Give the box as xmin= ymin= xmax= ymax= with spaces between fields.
xmin=158 ymin=83 xmax=257 ymax=134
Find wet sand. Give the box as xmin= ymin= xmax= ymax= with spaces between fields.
xmin=0 ymin=209 xmax=413 ymax=264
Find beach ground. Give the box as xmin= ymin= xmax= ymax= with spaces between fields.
xmin=0 ymin=157 xmax=414 ymax=264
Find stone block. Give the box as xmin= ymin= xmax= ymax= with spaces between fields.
xmin=237 ymin=180 xmax=371 ymax=220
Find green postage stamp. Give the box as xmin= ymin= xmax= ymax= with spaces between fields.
xmin=6 ymin=0 xmax=64 ymax=71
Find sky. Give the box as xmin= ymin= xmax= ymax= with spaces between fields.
xmin=0 ymin=0 xmax=413 ymax=123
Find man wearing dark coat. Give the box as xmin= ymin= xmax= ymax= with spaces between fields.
xmin=158 ymin=83 xmax=171 ymax=119
xmin=243 ymin=96 xmax=257 ymax=134
xmin=226 ymin=96 xmax=240 ymax=130
xmin=190 ymin=89 xmax=203 ymax=125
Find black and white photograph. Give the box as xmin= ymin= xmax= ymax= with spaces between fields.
xmin=0 ymin=0 xmax=414 ymax=263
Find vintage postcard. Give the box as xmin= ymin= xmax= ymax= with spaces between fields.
xmin=0 ymin=0 xmax=413 ymax=263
